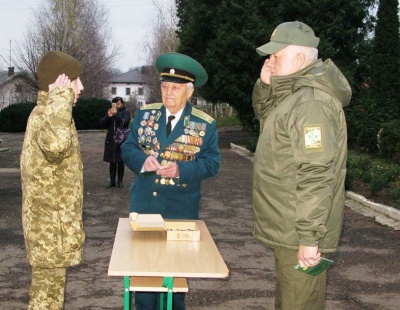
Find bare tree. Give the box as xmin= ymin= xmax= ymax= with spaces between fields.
xmin=143 ymin=0 xmax=179 ymax=102
xmin=13 ymin=0 xmax=118 ymax=97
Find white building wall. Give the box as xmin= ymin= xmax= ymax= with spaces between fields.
xmin=105 ymin=83 xmax=147 ymax=107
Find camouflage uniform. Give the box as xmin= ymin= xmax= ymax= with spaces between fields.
xmin=21 ymin=86 xmax=85 ymax=309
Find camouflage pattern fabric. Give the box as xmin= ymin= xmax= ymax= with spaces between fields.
xmin=21 ymin=86 xmax=85 ymax=269
xmin=29 ymin=266 xmax=66 ymax=310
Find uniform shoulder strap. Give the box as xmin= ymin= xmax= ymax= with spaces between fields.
xmin=141 ymin=103 xmax=163 ymax=110
xmin=191 ymin=107 xmax=214 ymax=124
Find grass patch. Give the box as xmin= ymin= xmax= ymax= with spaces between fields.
xmin=216 ymin=115 xmax=241 ymax=127
xmin=346 ymin=150 xmax=400 ymax=209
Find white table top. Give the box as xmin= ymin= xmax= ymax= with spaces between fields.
xmin=108 ymin=218 xmax=229 ymax=278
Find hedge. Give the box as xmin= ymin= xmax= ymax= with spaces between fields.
xmin=0 ymin=97 xmax=115 ymax=132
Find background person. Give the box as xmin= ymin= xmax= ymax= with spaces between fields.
xmin=100 ymin=96 xmax=131 ymax=188
xmin=252 ymin=21 xmax=352 ymax=310
xmin=121 ymin=52 xmax=220 ymax=310
xmin=20 ymin=51 xmax=85 ymax=309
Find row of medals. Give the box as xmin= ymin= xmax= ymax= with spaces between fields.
xmin=139 ymin=118 xmax=205 ymax=186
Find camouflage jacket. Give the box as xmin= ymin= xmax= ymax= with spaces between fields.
xmin=21 ymin=86 xmax=85 ymax=268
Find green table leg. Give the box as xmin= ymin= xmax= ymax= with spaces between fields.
xmin=160 ymin=277 xmax=174 ymax=310
xmin=124 ymin=276 xmax=131 ymax=310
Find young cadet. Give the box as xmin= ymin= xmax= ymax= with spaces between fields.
xmin=21 ymin=51 xmax=85 ymax=309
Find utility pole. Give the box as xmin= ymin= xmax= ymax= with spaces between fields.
xmin=9 ymin=40 xmax=12 ymax=68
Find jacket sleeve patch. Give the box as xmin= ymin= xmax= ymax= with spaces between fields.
xmin=304 ymin=126 xmax=322 ymax=149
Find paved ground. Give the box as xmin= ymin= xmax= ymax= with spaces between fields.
xmin=0 ymin=130 xmax=399 ymax=309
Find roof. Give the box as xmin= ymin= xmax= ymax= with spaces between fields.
xmin=0 ymin=70 xmax=19 ymax=87
xmin=0 ymin=71 xmax=11 ymax=84
xmin=110 ymin=68 xmax=147 ymax=84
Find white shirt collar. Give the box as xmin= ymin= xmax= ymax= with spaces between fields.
xmin=166 ymin=108 xmax=184 ymax=130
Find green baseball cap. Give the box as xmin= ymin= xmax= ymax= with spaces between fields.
xmin=256 ymin=21 xmax=319 ymax=56
xmin=156 ymin=52 xmax=208 ymax=86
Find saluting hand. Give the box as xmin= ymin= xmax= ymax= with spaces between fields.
xmin=49 ymin=74 xmax=71 ymax=92
xmin=260 ymin=59 xmax=273 ymax=85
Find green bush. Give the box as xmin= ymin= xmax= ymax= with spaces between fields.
xmin=246 ymin=135 xmax=259 ymax=153
xmin=377 ymin=119 xmax=400 ymax=163
xmin=389 ymin=186 xmax=400 ymax=209
xmin=73 ymin=97 xmax=111 ymax=130
xmin=347 ymin=150 xmax=400 ymax=202
xmin=0 ymin=97 xmax=114 ymax=132
xmin=0 ymin=101 xmax=36 ymax=132
xmin=216 ymin=115 xmax=241 ymax=127
xmin=345 ymin=168 xmax=355 ymax=191
xmin=370 ymin=176 xmax=389 ymax=195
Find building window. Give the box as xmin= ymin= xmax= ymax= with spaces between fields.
xmin=111 ymin=87 xmax=117 ymax=95
xmin=126 ymin=88 xmax=131 ymax=95
xmin=15 ymin=84 xmax=22 ymax=93
xmin=138 ymin=87 xmax=144 ymax=95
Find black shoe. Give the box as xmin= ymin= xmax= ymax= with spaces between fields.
xmin=117 ymin=181 xmax=124 ymax=188
xmin=107 ymin=182 xmax=116 ymax=188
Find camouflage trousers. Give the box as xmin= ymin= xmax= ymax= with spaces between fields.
xmin=29 ymin=266 xmax=67 ymax=310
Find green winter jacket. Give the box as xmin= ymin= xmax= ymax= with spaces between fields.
xmin=252 ymin=59 xmax=351 ymax=253
xmin=21 ymin=86 xmax=85 ymax=268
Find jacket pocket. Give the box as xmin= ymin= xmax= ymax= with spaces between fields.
xmin=59 ymin=220 xmax=85 ymax=253
xmin=25 ymin=220 xmax=56 ymax=258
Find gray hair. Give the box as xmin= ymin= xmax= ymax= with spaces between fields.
xmin=299 ymin=46 xmax=318 ymax=62
xmin=286 ymin=45 xmax=318 ymax=64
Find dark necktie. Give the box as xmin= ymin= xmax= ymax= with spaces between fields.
xmin=166 ymin=115 xmax=175 ymax=137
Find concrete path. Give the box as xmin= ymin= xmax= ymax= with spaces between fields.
xmin=0 ymin=131 xmax=399 ymax=309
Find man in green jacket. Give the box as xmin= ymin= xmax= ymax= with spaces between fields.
xmin=21 ymin=51 xmax=85 ymax=309
xmin=252 ymin=21 xmax=351 ymax=310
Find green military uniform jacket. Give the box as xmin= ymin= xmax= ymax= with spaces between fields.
xmin=252 ymin=59 xmax=351 ymax=253
xmin=121 ymin=102 xmax=220 ymax=219
xmin=21 ymin=86 xmax=85 ymax=268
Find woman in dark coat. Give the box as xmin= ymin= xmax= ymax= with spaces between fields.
xmin=99 ymin=96 xmax=131 ymax=188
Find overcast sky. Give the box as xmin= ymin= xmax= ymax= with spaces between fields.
xmin=0 ymin=0 xmax=174 ymax=72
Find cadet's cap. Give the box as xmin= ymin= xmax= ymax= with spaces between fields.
xmin=156 ymin=52 xmax=208 ymax=86
xmin=37 ymin=51 xmax=83 ymax=91
xmin=256 ymin=21 xmax=319 ymax=56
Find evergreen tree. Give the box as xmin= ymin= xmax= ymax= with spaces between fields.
xmin=349 ymin=0 xmax=400 ymax=153
xmin=370 ymin=0 xmax=400 ymax=119
xmin=276 ymin=0 xmax=375 ymax=93
xmin=176 ymin=0 xmax=376 ymax=132
xmin=177 ymin=0 xmax=280 ymax=129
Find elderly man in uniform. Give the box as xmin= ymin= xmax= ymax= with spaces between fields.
xmin=121 ymin=52 xmax=220 ymax=310
xmin=252 ymin=21 xmax=351 ymax=309
xmin=21 ymin=51 xmax=85 ymax=309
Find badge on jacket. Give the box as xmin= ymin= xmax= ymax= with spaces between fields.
xmin=304 ymin=126 xmax=322 ymax=149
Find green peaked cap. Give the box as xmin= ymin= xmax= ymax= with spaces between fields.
xmin=156 ymin=52 xmax=208 ymax=86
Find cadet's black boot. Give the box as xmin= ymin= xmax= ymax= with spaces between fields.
xmin=107 ymin=163 xmax=116 ymax=188
xmin=117 ymin=162 xmax=125 ymax=188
